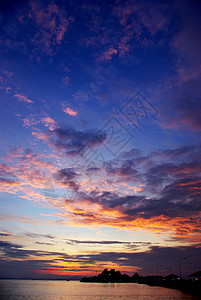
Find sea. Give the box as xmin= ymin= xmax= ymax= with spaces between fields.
xmin=0 ymin=280 xmax=198 ymax=300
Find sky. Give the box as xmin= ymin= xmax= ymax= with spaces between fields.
xmin=0 ymin=0 xmax=201 ymax=279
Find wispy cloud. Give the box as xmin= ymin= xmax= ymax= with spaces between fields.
xmin=14 ymin=93 xmax=34 ymax=104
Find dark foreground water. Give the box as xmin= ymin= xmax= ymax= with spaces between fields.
xmin=0 ymin=280 xmax=198 ymax=300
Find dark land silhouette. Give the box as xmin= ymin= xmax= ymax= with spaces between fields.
xmin=80 ymin=268 xmax=201 ymax=297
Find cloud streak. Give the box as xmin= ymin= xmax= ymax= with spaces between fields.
xmin=14 ymin=93 xmax=34 ymax=104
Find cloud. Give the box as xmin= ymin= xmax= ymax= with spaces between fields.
xmin=159 ymin=0 xmax=201 ymax=132
xmin=0 ymin=147 xmax=56 ymax=200
xmin=46 ymin=126 xmax=107 ymax=156
xmin=172 ymin=0 xmax=201 ymax=83
xmin=41 ymin=117 xmax=57 ymax=130
xmin=0 ymin=0 xmax=69 ymax=58
xmin=0 ymin=177 xmax=20 ymax=186
xmin=0 ymin=243 xmax=201 ymax=278
xmin=35 ymin=242 xmax=54 ymax=246
xmin=66 ymin=238 xmax=151 ymax=247
xmin=24 ymin=232 xmax=54 ymax=239
xmin=23 ymin=116 xmax=40 ymax=127
xmin=27 ymin=0 xmax=69 ymax=56
xmin=81 ymin=0 xmax=170 ymax=62
xmin=22 ymin=114 xmax=57 ymax=131
xmin=62 ymin=106 xmax=78 ymax=116
xmin=62 ymin=76 xmax=70 ymax=86
xmin=75 ymin=244 xmax=201 ymax=276
xmin=0 ymin=241 xmax=23 ymax=249
xmin=1 ymin=139 xmax=201 ymax=242
xmin=1 ymin=237 xmax=200 ymax=278
xmin=98 ymin=48 xmax=118 ymax=62
xmin=0 ymin=232 xmax=14 ymax=237
xmin=53 ymin=143 xmax=201 ymax=240
xmin=14 ymin=93 xmax=34 ymax=104
xmin=160 ymin=79 xmax=201 ymax=132
xmin=53 ymin=168 xmax=79 ymax=191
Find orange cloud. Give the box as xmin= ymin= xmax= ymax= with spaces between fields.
xmin=0 ymin=148 xmax=57 ymax=201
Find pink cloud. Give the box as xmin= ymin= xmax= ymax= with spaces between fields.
xmin=98 ymin=48 xmax=118 ymax=62
xmin=115 ymin=1 xmax=169 ymax=35
xmin=22 ymin=114 xmax=57 ymax=130
xmin=23 ymin=116 xmax=39 ymax=127
xmin=32 ymin=130 xmax=49 ymax=142
xmin=81 ymin=1 xmax=169 ymax=62
xmin=62 ymin=106 xmax=78 ymax=116
xmin=28 ymin=1 xmax=69 ymax=56
xmin=14 ymin=93 xmax=34 ymax=104
xmin=41 ymin=117 xmax=57 ymax=130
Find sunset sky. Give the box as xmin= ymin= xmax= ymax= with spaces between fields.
xmin=0 ymin=0 xmax=201 ymax=279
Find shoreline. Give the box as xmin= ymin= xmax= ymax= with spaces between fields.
xmin=80 ymin=269 xmax=201 ymax=297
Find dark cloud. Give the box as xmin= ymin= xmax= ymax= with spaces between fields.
xmin=105 ymin=161 xmax=138 ymax=178
xmin=66 ymin=239 xmax=151 ymax=247
xmin=35 ymin=242 xmax=54 ymax=246
xmin=73 ymin=244 xmax=201 ymax=276
xmin=0 ymin=241 xmax=22 ymax=249
xmin=0 ymin=233 xmax=12 ymax=236
xmin=96 ymin=176 xmax=201 ymax=220
xmin=24 ymin=232 xmax=55 ymax=239
xmin=0 ymin=241 xmax=37 ymax=258
xmin=117 ymin=148 xmax=142 ymax=159
xmin=53 ymin=168 xmax=80 ymax=191
xmin=152 ymin=145 xmax=198 ymax=161
xmin=104 ymin=144 xmax=201 ymax=184
xmin=145 ymin=161 xmax=201 ymax=190
xmin=0 ymin=239 xmax=69 ymax=260
xmin=86 ymin=167 xmax=101 ymax=175
xmin=0 ymin=177 xmax=19 ymax=185
xmin=47 ymin=127 xmax=106 ymax=156
xmin=74 ymin=176 xmax=201 ymax=230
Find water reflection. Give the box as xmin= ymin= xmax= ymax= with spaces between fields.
xmin=0 ymin=280 xmax=198 ymax=300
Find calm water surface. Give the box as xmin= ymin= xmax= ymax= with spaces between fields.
xmin=0 ymin=280 xmax=198 ymax=300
